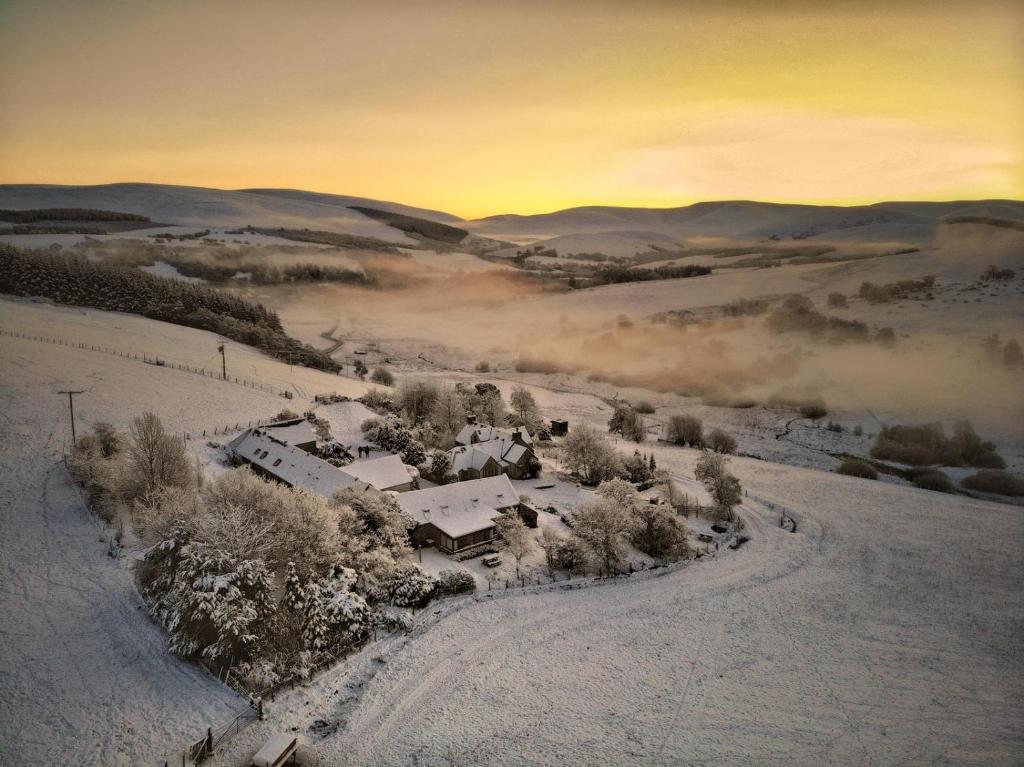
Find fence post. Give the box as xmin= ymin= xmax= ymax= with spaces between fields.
xmin=206 ymin=727 xmax=213 ymax=755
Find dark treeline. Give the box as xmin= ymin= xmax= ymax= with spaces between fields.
xmin=584 ymin=263 xmax=712 ymax=288
xmin=242 ymin=226 xmax=402 ymax=253
xmin=0 ymin=208 xmax=150 ymax=223
xmin=0 ymin=246 xmax=341 ymax=372
xmin=348 ymin=206 xmax=469 ymax=245
xmin=169 ymin=259 xmax=369 ymax=286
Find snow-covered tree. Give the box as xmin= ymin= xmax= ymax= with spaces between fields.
xmin=571 ymin=496 xmax=635 ymax=575
xmin=283 ymin=561 xmax=304 ymax=613
xmin=509 ymin=385 xmax=542 ymax=433
xmin=563 ymin=424 xmax=622 ymax=485
xmin=631 ymin=503 xmax=689 ymax=559
xmin=496 ymin=510 xmax=533 ymax=577
xmin=302 ymin=580 xmax=330 ymax=653
xmin=695 ymin=450 xmax=742 ymax=521
xmin=388 ymin=565 xmax=437 ymax=608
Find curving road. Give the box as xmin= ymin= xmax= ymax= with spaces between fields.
xmin=317 ymin=459 xmax=1024 ymax=766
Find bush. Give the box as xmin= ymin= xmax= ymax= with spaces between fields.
xmin=827 ymin=292 xmax=848 ymax=308
xmin=836 ymin=459 xmax=877 ymax=480
xmin=634 ymin=401 xmax=655 ymax=414
xmin=665 ymin=415 xmax=703 ymax=447
xmin=799 ymin=399 xmax=828 ymax=420
xmin=434 ymin=570 xmax=477 ymax=596
xmin=961 ymin=470 xmax=1024 ymax=497
xmin=910 ymin=470 xmax=955 ymax=493
xmin=706 ymin=429 xmax=737 ymax=454
xmin=359 ymin=388 xmax=395 ymax=413
xmin=475 ymin=361 xmax=491 ymax=373
xmin=871 ymin=421 xmax=1004 ymax=468
xmin=370 ymin=368 xmax=395 ymax=386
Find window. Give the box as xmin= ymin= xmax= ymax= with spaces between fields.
xmin=273 ymin=458 xmax=282 ymax=467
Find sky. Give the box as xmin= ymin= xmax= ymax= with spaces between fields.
xmin=0 ymin=0 xmax=1021 ymax=218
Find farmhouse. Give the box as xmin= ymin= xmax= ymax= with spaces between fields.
xmin=449 ymin=424 xmax=538 ymax=481
xmin=396 ymin=475 xmax=523 ymax=554
xmin=227 ymin=427 xmax=416 ymax=495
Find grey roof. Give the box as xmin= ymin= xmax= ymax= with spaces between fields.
xmin=396 ymin=475 xmax=519 ymax=538
xmin=448 ymin=434 xmax=532 ymax=473
xmin=454 ymin=424 xmax=533 ymax=447
xmin=228 ymin=428 xmax=373 ymax=497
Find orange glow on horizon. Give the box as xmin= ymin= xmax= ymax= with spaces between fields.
xmin=0 ymin=0 xmax=1021 ymax=218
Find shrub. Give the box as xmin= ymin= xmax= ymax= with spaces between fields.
xmin=370 ymin=367 xmax=395 ymax=386
xmin=706 ymin=429 xmax=737 ymax=454
xmin=836 ymin=459 xmax=877 ymax=480
xmin=475 ymin=361 xmax=491 ymax=373
xmin=665 ymin=415 xmax=703 ymax=447
xmin=961 ymin=470 xmax=1024 ymax=497
xmin=912 ymin=471 xmax=955 ymax=493
xmin=799 ymin=399 xmax=828 ymax=420
xmin=871 ymin=421 xmax=1004 ymax=468
xmin=435 ymin=570 xmax=477 ymax=596
xmin=634 ymin=401 xmax=655 ymax=414
xmin=359 ymin=388 xmax=395 ymax=413
xmin=827 ymin=292 xmax=848 ymax=308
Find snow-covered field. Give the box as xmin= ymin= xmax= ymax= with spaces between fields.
xmin=2 ymin=297 xmax=1022 ymax=767
xmin=313 ymin=458 xmax=1024 ymax=766
xmin=0 ymin=300 xmax=379 ymax=765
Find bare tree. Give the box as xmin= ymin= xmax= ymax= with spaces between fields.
xmin=126 ymin=412 xmax=191 ymax=500
xmin=537 ymin=525 xmax=564 ymax=576
xmin=429 ymin=385 xmax=468 ymax=446
xmin=397 ymin=378 xmax=441 ymax=425
xmin=509 ymin=385 xmax=542 ymax=432
xmin=571 ymin=496 xmax=634 ymax=575
xmin=496 ymin=510 xmax=533 ymax=577
xmin=694 ymin=450 xmax=742 ymax=521
xmin=563 ymin=424 xmax=622 ymax=485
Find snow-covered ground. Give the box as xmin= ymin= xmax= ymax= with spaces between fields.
xmin=2 ymin=298 xmax=1022 ymax=766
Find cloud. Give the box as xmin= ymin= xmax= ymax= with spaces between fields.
xmin=611 ymin=110 xmax=1019 ymax=202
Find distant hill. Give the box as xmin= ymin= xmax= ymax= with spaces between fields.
xmin=1 ymin=185 xmax=1019 ymax=252
xmin=0 ymin=184 xmax=459 ymax=243
xmin=468 ymin=199 xmax=1024 ymax=248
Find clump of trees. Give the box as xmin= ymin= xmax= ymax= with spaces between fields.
xmin=370 ymin=367 xmax=394 ymax=386
xmin=706 ymin=429 xmax=737 ymax=454
xmin=568 ymin=478 xmax=689 ymax=574
xmin=361 ymin=417 xmax=427 ymax=467
xmin=664 ymin=415 xmax=704 ymax=447
xmin=980 ymin=265 xmax=1016 ymax=282
xmin=766 ymin=295 xmax=873 ymax=344
xmin=858 ymin=276 xmax=935 ymax=304
xmin=608 ymin=403 xmax=647 ymax=443
xmin=960 ymin=469 xmax=1024 ymax=497
xmin=871 ymin=420 xmax=1004 ymax=468
xmin=587 ymin=263 xmax=712 ymax=288
xmin=562 ymin=424 xmax=622 ymax=485
xmin=694 ymin=451 xmax=743 ymax=521
xmin=68 ymin=414 xmax=440 ymax=687
xmin=0 ymin=246 xmax=340 ymax=372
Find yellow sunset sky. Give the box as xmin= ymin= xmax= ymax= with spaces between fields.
xmin=0 ymin=0 xmax=1021 ymax=218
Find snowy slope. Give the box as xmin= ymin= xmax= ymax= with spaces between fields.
xmin=0 ymin=300 xmax=381 ymax=765
xmin=313 ymin=456 xmax=1024 ymax=766
xmin=0 ymin=183 xmax=417 ymax=243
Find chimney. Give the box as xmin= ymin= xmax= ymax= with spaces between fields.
xmin=466 ymin=414 xmax=477 ymax=425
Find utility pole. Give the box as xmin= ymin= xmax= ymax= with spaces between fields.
xmin=58 ymin=389 xmax=84 ymax=448
xmin=218 ymin=342 xmax=227 ymax=380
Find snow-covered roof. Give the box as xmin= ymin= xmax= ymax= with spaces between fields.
xmin=454 ymin=423 xmax=533 ymax=447
xmin=448 ymin=435 xmax=531 ymax=472
xmin=343 ymin=454 xmax=414 ymax=491
xmin=262 ymin=418 xmax=316 ymax=446
xmin=228 ymin=428 xmax=373 ymax=497
xmin=396 ymin=475 xmax=520 ymax=538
